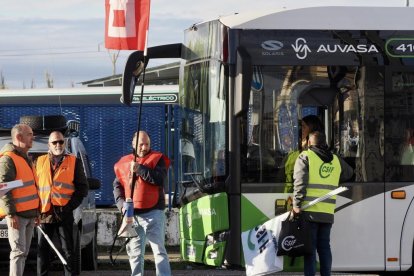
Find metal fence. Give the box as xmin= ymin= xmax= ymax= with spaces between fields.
xmin=0 ymin=104 xmax=173 ymax=206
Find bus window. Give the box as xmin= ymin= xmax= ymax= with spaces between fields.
xmin=333 ymin=66 xmax=385 ymax=183
xmin=332 ymin=66 xmax=360 ymax=174
xmin=241 ymin=65 xmax=331 ymax=185
xmin=179 ymin=60 xmax=227 ymax=191
xmin=242 ymin=65 xmax=389 ymax=185
xmin=385 ymin=70 xmax=414 ymax=181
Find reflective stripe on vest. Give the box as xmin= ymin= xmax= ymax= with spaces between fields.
xmin=36 ymin=154 xmax=76 ymax=213
xmin=0 ymin=152 xmax=39 ymax=217
xmin=302 ymin=150 xmax=341 ymax=215
xmin=114 ymin=151 xmax=170 ymax=209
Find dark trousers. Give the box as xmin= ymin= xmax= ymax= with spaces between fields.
xmin=304 ymin=222 xmax=333 ymax=276
xmin=37 ymin=215 xmax=75 ymax=276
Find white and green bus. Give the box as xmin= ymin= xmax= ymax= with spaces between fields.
xmin=122 ymin=5 xmax=414 ymax=273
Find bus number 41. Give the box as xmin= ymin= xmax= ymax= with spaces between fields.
xmin=396 ymin=43 xmax=414 ymax=53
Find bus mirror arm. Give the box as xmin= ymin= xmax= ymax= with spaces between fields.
xmin=122 ymin=51 xmax=146 ymax=106
xmin=121 ymin=43 xmax=183 ymax=106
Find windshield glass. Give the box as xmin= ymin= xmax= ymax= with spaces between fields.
xmin=179 ymin=60 xmax=227 ymax=187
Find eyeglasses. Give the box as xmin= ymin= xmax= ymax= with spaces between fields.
xmin=51 ymin=140 xmax=64 ymax=145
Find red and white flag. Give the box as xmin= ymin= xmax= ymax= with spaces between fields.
xmin=105 ymin=0 xmax=150 ymax=50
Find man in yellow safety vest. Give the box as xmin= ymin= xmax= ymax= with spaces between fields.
xmin=293 ymin=131 xmax=353 ymax=276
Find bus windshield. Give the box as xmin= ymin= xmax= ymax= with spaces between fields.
xmin=179 ymin=60 xmax=227 ymax=189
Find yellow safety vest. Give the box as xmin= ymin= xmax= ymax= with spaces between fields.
xmin=284 ymin=150 xmax=300 ymax=193
xmin=302 ymin=150 xmax=341 ymax=215
xmin=0 ymin=152 xmax=39 ymax=217
xmin=36 ymin=154 xmax=76 ymax=213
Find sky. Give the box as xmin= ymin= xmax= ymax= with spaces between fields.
xmin=0 ymin=0 xmax=410 ymax=89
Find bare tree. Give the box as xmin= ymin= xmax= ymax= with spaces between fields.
xmin=109 ymin=50 xmax=120 ymax=75
xmin=31 ymin=78 xmax=36 ymax=89
xmin=98 ymin=42 xmax=120 ymax=75
xmin=0 ymin=71 xmax=6 ymax=89
xmin=45 ymin=71 xmax=54 ymax=88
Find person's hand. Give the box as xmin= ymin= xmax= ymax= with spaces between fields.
xmin=34 ymin=217 xmax=40 ymax=226
xmin=130 ymin=161 xmax=138 ymax=174
xmin=7 ymin=215 xmax=19 ymax=230
xmin=53 ymin=206 xmax=70 ymax=222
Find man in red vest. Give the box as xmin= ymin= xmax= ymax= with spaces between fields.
xmin=0 ymin=124 xmax=40 ymax=276
xmin=113 ymin=131 xmax=171 ymax=276
xmin=36 ymin=131 xmax=88 ymax=276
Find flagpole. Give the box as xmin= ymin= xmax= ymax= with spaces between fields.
xmin=131 ymin=0 xmax=151 ymax=196
xmin=108 ymin=0 xmax=151 ymax=265
xmin=135 ymin=1 xmax=150 ymax=141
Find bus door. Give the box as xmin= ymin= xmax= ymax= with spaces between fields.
xmin=384 ymin=67 xmax=414 ymax=271
xmin=240 ymin=65 xmax=334 ymax=270
xmin=328 ymin=66 xmax=386 ymax=271
xmin=240 ymin=65 xmax=387 ymax=271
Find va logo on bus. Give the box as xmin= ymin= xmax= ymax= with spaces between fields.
xmin=291 ymin=38 xmax=311 ymax=59
xmin=319 ymin=162 xmax=335 ymax=178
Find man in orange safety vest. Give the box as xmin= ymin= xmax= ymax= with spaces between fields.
xmin=35 ymin=131 xmax=88 ymax=276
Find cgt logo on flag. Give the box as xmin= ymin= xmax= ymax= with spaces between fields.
xmin=105 ymin=0 xmax=150 ymax=50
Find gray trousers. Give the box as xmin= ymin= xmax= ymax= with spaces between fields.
xmin=7 ymin=216 xmax=35 ymax=276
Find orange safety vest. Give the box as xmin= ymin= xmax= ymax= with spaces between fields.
xmin=114 ymin=151 xmax=170 ymax=209
xmin=0 ymin=152 xmax=39 ymax=217
xmin=36 ymin=154 xmax=76 ymax=213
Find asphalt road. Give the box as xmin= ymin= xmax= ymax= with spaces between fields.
xmin=50 ymin=250 xmax=381 ymax=276
xmin=1 ymin=246 xmax=382 ymax=276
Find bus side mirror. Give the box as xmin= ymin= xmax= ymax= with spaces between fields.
xmin=234 ymin=47 xmax=252 ymax=116
xmin=122 ymin=51 xmax=145 ymax=106
xmin=121 ymin=43 xmax=183 ymax=106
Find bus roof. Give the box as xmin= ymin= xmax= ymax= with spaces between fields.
xmin=219 ymin=6 xmax=414 ymax=30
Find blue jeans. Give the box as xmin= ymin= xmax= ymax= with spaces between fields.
xmin=304 ymin=222 xmax=332 ymax=276
xmin=126 ymin=209 xmax=171 ymax=276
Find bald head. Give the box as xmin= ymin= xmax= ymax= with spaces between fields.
xmin=48 ymin=131 xmax=65 ymax=156
xmin=11 ymin=124 xmax=34 ymax=153
xmin=132 ymin=131 xmax=151 ymax=157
